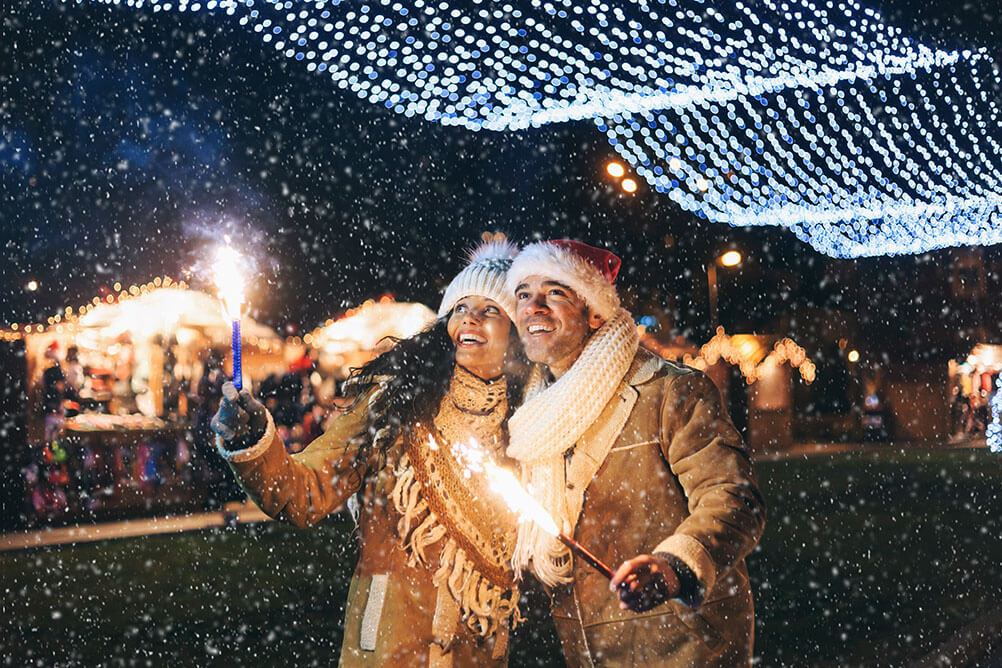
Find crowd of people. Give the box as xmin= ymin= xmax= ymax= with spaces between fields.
xmin=951 ymin=380 xmax=998 ymax=439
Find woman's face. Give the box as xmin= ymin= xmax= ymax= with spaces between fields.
xmin=447 ymin=296 xmax=511 ymax=380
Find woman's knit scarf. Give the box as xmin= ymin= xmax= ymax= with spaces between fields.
xmin=389 ymin=365 xmax=522 ymax=657
xmin=506 ymin=308 xmax=639 ymax=586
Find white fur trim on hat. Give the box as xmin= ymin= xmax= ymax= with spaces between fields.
xmin=438 ymin=239 xmax=519 ymax=321
xmin=506 ymin=242 xmax=620 ymax=321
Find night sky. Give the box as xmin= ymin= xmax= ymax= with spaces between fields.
xmin=3 ymin=0 xmax=1000 ymax=346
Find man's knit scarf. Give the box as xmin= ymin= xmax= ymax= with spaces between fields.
xmin=507 ymin=308 xmax=639 ymax=586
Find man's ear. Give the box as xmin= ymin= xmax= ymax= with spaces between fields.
xmin=589 ymin=311 xmax=606 ymax=331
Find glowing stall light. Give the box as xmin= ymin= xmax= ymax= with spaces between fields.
xmin=77 ymin=0 xmax=1002 ymax=257
xmin=214 ymin=243 xmax=245 ymax=390
xmin=988 ymin=375 xmax=1002 ymax=454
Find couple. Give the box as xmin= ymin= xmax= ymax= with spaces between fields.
xmin=212 ymin=238 xmax=766 ymax=667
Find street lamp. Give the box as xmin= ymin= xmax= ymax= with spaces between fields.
xmin=720 ymin=250 xmax=741 ymax=267
xmin=707 ymin=250 xmax=742 ymax=331
xmin=606 ymin=161 xmax=625 ymax=178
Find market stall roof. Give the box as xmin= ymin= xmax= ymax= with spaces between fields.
xmin=312 ymin=300 xmax=436 ymax=355
xmin=965 ymin=343 xmax=1002 ymax=370
xmin=678 ymin=328 xmax=816 ymax=385
xmin=76 ymin=287 xmax=280 ymax=347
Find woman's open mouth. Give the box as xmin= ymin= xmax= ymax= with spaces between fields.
xmin=456 ymin=331 xmax=488 ymax=347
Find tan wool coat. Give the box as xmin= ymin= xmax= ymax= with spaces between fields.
xmin=548 ymin=348 xmax=767 ymax=667
xmin=220 ymin=387 xmax=508 ymax=667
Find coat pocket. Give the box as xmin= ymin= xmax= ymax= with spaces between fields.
xmin=669 ymin=601 xmax=726 ymax=654
xmin=359 ymin=574 xmax=389 ymax=652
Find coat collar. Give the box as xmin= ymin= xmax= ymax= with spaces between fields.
xmin=624 ymin=347 xmax=664 ymax=387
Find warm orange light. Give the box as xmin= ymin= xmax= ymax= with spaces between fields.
xmin=25 ymin=280 xmax=38 ymax=292
xmin=430 ymin=433 xmax=561 ymax=537
xmin=621 ymin=178 xmax=638 ymax=193
xmin=606 ymin=161 xmax=625 ymax=178
xmin=848 ymin=350 xmax=860 ymax=363
xmin=214 ymin=244 xmax=245 ymax=320
xmin=720 ymin=250 xmax=742 ymax=267
xmin=484 ymin=461 xmax=560 ymax=536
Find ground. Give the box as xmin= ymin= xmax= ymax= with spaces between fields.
xmin=2 ymin=447 xmax=1000 ymax=666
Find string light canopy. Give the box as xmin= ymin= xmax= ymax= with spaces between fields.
xmin=600 ymin=55 xmax=1002 ymax=257
xmin=76 ymin=0 xmax=1000 ymax=257
xmin=988 ymin=375 xmax=1002 ymax=453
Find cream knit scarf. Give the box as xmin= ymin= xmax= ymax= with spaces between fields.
xmin=507 ymin=308 xmax=639 ymax=586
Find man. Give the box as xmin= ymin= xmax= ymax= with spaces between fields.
xmin=504 ymin=240 xmax=766 ymax=666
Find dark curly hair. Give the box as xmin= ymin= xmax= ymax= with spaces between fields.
xmin=345 ymin=317 xmax=525 ymax=479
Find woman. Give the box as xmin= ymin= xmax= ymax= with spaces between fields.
xmin=212 ymin=240 xmax=523 ymax=666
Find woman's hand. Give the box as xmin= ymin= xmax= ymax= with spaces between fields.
xmin=211 ymin=382 xmax=268 ymax=451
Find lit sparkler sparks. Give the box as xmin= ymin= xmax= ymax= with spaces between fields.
xmin=213 ymin=242 xmax=245 ymax=390
xmin=430 ymin=433 xmax=617 ymax=580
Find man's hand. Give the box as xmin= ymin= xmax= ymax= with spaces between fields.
xmin=211 ymin=382 xmax=268 ymax=452
xmin=609 ymin=554 xmax=681 ymax=612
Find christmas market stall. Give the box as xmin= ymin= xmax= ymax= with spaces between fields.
xmin=308 ymin=296 xmax=436 ymax=382
xmin=643 ymin=327 xmax=816 ymax=455
xmin=949 ymin=343 xmax=1002 ymax=439
xmin=3 ymin=279 xmax=283 ymax=528
xmin=224 ymin=296 xmax=436 ymax=459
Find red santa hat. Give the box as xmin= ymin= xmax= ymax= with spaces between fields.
xmin=506 ymin=239 xmax=622 ymax=321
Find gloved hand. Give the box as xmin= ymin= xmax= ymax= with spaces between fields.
xmin=609 ymin=554 xmax=681 ymax=612
xmin=211 ymin=382 xmax=269 ymax=452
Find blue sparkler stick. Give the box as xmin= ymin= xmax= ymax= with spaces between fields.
xmin=232 ymin=318 xmax=242 ymax=390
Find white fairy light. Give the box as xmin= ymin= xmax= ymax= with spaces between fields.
xmin=77 ymin=0 xmax=1002 ymax=257
xmin=987 ymin=375 xmax=1002 ymax=454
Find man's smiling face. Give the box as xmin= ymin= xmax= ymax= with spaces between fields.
xmin=514 ymin=275 xmax=603 ymax=377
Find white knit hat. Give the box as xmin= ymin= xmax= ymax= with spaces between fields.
xmin=438 ymin=238 xmax=519 ymax=321
xmin=505 ymin=239 xmax=622 ymax=322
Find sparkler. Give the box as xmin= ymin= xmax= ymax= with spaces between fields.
xmin=482 ymin=460 xmax=619 ymax=581
xmin=213 ymin=243 xmax=245 ymax=390
xmin=438 ymin=434 xmax=620 ymax=582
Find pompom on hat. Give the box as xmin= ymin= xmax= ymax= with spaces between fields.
xmin=506 ymin=239 xmax=622 ymax=322
xmin=438 ymin=234 xmax=519 ymax=321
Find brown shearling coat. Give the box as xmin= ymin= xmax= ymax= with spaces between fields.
xmin=548 ymin=348 xmax=766 ymax=667
xmin=221 ymin=393 xmax=506 ymax=667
